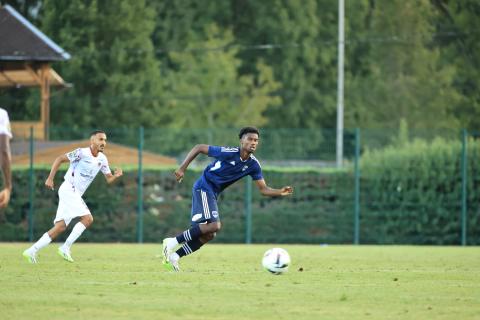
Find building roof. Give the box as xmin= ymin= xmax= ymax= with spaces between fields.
xmin=0 ymin=62 xmax=68 ymax=87
xmin=0 ymin=4 xmax=71 ymax=61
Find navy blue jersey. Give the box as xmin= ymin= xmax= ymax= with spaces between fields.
xmin=194 ymin=146 xmax=263 ymax=196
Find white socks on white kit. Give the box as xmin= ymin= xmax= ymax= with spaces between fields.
xmin=28 ymin=222 xmax=87 ymax=254
xmin=62 ymin=222 xmax=86 ymax=250
xmin=29 ymin=232 xmax=52 ymax=253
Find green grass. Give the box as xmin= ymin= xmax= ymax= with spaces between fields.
xmin=1 ymin=243 xmax=479 ymax=320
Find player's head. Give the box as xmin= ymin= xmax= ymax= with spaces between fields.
xmin=239 ymin=126 xmax=260 ymax=154
xmin=90 ymin=129 xmax=107 ymax=152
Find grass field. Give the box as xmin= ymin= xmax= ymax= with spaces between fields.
xmin=0 ymin=243 xmax=479 ymax=320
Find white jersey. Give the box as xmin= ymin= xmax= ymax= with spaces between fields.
xmin=64 ymin=147 xmax=111 ymax=196
xmin=0 ymin=108 xmax=12 ymax=138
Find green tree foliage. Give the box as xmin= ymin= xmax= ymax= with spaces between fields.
xmin=2 ymin=0 xmax=480 ymax=132
xmin=230 ymin=0 xmax=338 ymax=128
xmin=345 ymin=0 xmax=462 ymax=130
xmin=146 ymin=0 xmax=338 ymax=128
xmin=161 ymin=25 xmax=281 ymax=129
xmin=148 ymin=0 xmax=231 ymax=58
xmin=1 ymin=0 xmax=41 ymax=23
xmin=39 ymin=0 xmax=163 ymax=128
xmin=432 ymin=0 xmax=480 ymax=132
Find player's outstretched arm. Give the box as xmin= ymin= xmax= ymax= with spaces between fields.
xmin=0 ymin=135 xmax=12 ymax=208
xmin=174 ymin=144 xmax=209 ymax=183
xmin=45 ymin=154 xmax=69 ymax=190
xmin=105 ymin=167 xmax=123 ymax=184
xmin=254 ymin=179 xmax=293 ymax=197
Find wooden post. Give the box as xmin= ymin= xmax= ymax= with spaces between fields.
xmin=40 ymin=64 xmax=50 ymax=140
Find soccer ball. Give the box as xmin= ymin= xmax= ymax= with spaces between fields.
xmin=262 ymin=247 xmax=291 ymax=274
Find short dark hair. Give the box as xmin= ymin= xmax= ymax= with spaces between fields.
xmin=90 ymin=129 xmax=106 ymax=137
xmin=238 ymin=126 xmax=260 ymax=139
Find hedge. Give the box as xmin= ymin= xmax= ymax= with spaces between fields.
xmin=1 ymin=137 xmax=479 ymax=245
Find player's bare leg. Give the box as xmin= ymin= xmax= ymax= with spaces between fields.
xmin=199 ymin=221 xmax=221 ymax=235
xmin=79 ymin=214 xmax=93 ymax=228
xmin=47 ymin=220 xmax=68 ymax=239
xmin=199 ymin=232 xmax=216 ymax=244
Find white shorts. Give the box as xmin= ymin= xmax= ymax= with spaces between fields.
xmin=54 ymin=182 xmax=91 ymax=226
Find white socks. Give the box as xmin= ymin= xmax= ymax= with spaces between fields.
xmin=26 ymin=222 xmax=87 ymax=257
xmin=169 ymin=238 xmax=179 ymax=248
xmin=62 ymin=222 xmax=86 ymax=250
xmin=170 ymin=252 xmax=180 ymax=262
xmin=29 ymin=232 xmax=52 ymax=253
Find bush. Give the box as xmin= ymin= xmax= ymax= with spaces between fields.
xmin=2 ymin=168 xmax=353 ymax=244
xmin=4 ymin=137 xmax=479 ymax=246
xmin=360 ymin=137 xmax=480 ymax=244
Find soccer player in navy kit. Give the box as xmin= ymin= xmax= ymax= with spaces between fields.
xmin=162 ymin=127 xmax=293 ymax=271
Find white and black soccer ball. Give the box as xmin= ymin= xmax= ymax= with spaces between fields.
xmin=262 ymin=247 xmax=291 ymax=275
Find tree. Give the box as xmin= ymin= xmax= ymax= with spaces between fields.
xmin=345 ymin=0 xmax=462 ymax=131
xmin=40 ymin=0 xmax=164 ymax=129
xmin=161 ymin=24 xmax=281 ymax=129
xmin=4 ymin=0 xmax=473 ymax=134
xmin=1 ymin=0 xmax=42 ymax=23
xmin=148 ymin=0 xmax=339 ymax=129
xmin=230 ymin=0 xmax=338 ymax=128
xmin=432 ymin=0 xmax=480 ymax=131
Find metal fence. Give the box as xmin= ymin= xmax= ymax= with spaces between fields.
xmin=2 ymin=127 xmax=479 ymax=245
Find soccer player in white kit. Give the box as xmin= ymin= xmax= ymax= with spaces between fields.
xmin=23 ymin=130 xmax=123 ymax=263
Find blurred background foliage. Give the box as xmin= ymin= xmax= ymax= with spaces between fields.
xmin=1 ymin=0 xmax=479 ymax=132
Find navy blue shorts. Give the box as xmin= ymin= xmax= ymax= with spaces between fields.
xmin=190 ymin=188 xmax=219 ymax=226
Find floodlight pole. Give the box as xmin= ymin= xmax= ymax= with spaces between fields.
xmin=336 ymin=0 xmax=345 ymax=168
xmin=137 ymin=126 xmax=144 ymax=243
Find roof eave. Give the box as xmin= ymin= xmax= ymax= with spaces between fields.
xmin=3 ymin=4 xmax=71 ymax=61
xmin=0 ymin=55 xmax=69 ymax=62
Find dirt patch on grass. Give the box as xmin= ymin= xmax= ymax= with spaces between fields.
xmin=12 ymin=140 xmax=177 ymax=167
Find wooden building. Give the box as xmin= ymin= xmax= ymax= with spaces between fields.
xmin=0 ymin=4 xmax=70 ymax=140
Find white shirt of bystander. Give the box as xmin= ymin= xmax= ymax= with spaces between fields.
xmin=0 ymin=108 xmax=12 ymax=138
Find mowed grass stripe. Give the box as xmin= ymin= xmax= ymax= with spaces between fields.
xmin=0 ymin=243 xmax=479 ymax=320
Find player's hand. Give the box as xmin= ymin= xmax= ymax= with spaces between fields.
xmin=280 ymin=186 xmax=293 ymax=196
xmin=113 ymin=167 xmax=123 ymax=178
xmin=174 ymin=169 xmax=184 ymax=183
xmin=0 ymin=188 xmax=11 ymax=208
xmin=45 ymin=177 xmax=55 ymax=190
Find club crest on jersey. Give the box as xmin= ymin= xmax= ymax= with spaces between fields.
xmin=98 ymin=162 xmax=101 ymax=166
xmin=192 ymin=213 xmax=202 ymax=222
xmin=242 ymin=165 xmax=249 ymax=171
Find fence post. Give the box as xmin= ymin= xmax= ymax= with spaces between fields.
xmin=354 ymin=128 xmax=360 ymax=245
xmin=461 ymin=129 xmax=468 ymax=246
xmin=137 ymin=126 xmax=144 ymax=243
xmin=28 ymin=127 xmax=34 ymax=242
xmin=245 ymin=176 xmax=252 ymax=244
